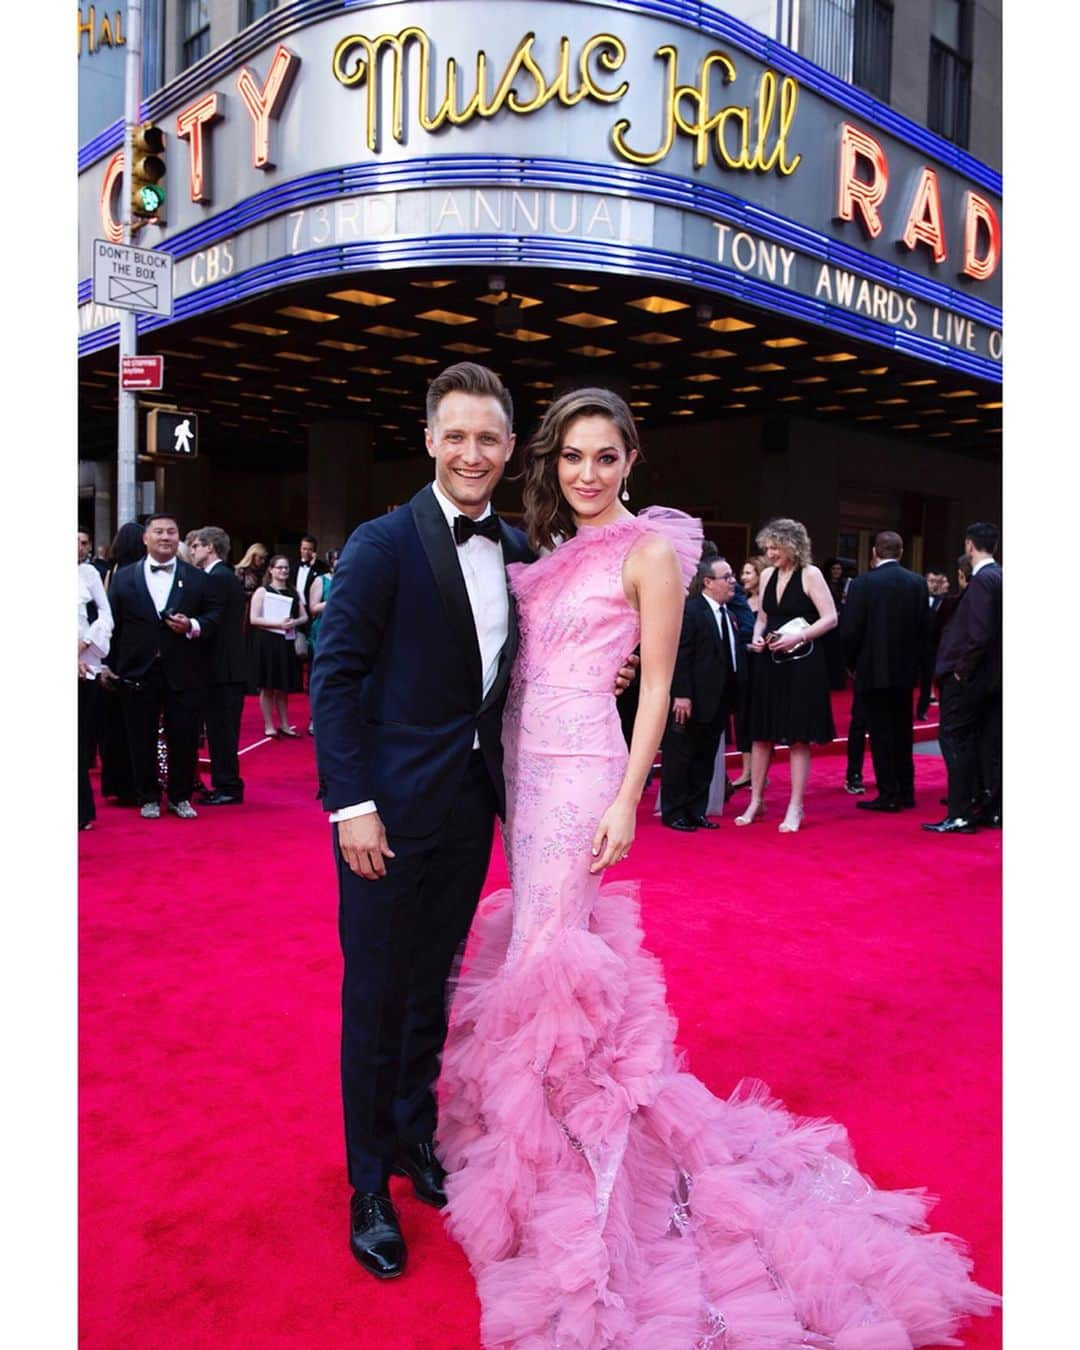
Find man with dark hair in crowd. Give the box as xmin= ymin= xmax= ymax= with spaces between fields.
xmin=190 ymin=526 xmax=248 ymax=806
xmin=916 ymin=568 xmax=951 ymax=720
xmin=923 ymin=524 xmax=1002 ymax=834
xmin=79 ymin=529 xmax=109 ymax=581
xmin=295 ymin=534 xmax=329 ymax=683
xmin=104 ymin=514 xmax=220 ymax=819
xmin=842 ymin=530 xmax=929 ymax=812
xmin=660 ymin=555 xmax=744 ymax=830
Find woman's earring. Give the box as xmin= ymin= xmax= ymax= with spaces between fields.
xmin=620 ymin=476 xmax=631 ymax=502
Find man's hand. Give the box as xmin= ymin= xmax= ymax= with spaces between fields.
xmin=673 ymin=696 xmax=692 ymax=725
xmin=613 ymin=652 xmax=640 ymax=696
xmin=338 ymin=812 xmax=397 ymax=880
xmin=165 ymin=612 xmax=191 ymax=634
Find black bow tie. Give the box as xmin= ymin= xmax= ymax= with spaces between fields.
xmin=452 ymin=513 xmax=501 ymax=546
xmin=150 ymin=562 xmax=174 ymax=573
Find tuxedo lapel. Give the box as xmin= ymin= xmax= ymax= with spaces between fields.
xmin=133 ymin=562 xmax=160 ymax=620
xmin=411 ymin=485 xmax=483 ymax=700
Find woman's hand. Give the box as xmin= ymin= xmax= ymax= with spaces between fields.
xmin=767 ymin=630 xmax=804 ymax=654
xmin=748 ymin=634 xmax=767 ymax=652
xmin=590 ymin=797 xmax=636 ymax=874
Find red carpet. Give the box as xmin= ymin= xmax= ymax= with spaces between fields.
xmin=79 ymin=694 xmax=1001 ymax=1348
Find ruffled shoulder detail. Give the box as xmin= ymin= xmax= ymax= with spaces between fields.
xmin=507 ymin=507 xmax=702 ymax=599
xmin=633 ymin=506 xmax=703 ymax=591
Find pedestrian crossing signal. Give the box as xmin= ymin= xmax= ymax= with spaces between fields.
xmin=131 ymin=123 xmax=167 ymax=220
xmin=148 ymin=409 xmax=198 ymax=459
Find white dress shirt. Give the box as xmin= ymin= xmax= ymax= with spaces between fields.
xmin=143 ymin=555 xmax=202 ymax=637
xmin=972 ymin=556 xmax=997 ymax=575
xmin=78 ymin=562 xmax=113 ymax=677
xmin=703 ymin=593 xmax=738 ymax=668
xmin=329 ymin=480 xmax=510 ymax=825
xmin=297 ymin=560 xmax=312 ymax=600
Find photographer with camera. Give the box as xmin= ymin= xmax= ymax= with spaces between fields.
xmin=101 ymin=514 xmax=221 ymax=820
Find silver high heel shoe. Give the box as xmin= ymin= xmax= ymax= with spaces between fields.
xmin=734 ymin=799 xmax=767 ymax=826
xmin=778 ymin=807 xmax=804 ymax=833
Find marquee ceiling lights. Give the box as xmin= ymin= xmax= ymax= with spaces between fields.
xmin=815 ymin=352 xmax=858 ymax=363
xmin=684 ymin=372 xmax=721 ymax=382
xmin=859 ymin=366 xmax=889 ymax=375
xmin=819 ymin=405 xmax=844 ymax=412
xmin=978 ymin=401 xmax=1003 ymax=409
xmin=627 ymin=296 xmax=689 ymax=314
xmin=902 ymin=378 xmax=937 ymax=387
xmin=394 ymin=354 xmax=439 ymax=365
xmin=365 ymin=325 xmax=419 ymax=339
xmin=329 ymin=289 xmax=395 ymax=306
xmin=277 ymin=306 xmax=340 ymax=322
xmin=559 ymin=313 xmax=618 ymax=327
xmin=318 ymin=339 xmax=367 ymax=351
xmin=232 ymin=322 xmax=288 ymax=336
xmin=633 ymin=360 xmax=664 ymax=369
xmin=277 ymin=351 xmax=319 ymax=362
xmin=204 ymin=371 xmax=242 ymax=381
xmin=416 ymin=310 xmax=478 ymax=325
xmin=500 ymin=328 xmax=550 ymax=342
xmin=877 ymin=397 xmax=908 ymax=405
xmin=693 ymin=348 xmax=735 ymax=360
xmin=477 ymin=292 xmax=542 ymax=308
xmin=630 ymin=332 xmax=680 ymax=344
xmin=410 ymin=279 xmax=455 ymax=288
xmin=941 ymin=389 xmax=979 ymax=398
xmin=569 ymin=345 xmax=615 ymax=357
xmin=236 ymin=361 xmax=276 ymax=372
xmin=745 ymin=362 xmax=784 ymax=372
xmin=732 ymin=385 xmax=762 ymax=393
xmin=837 ymin=387 xmax=868 ymax=395
xmin=704 ymin=317 xmax=754 ymax=332
xmin=556 ymin=283 xmax=599 ymax=292
xmin=763 ymin=337 xmax=807 ymax=348
xmin=351 ymin=365 xmax=390 ymax=375
xmin=794 ymin=376 xmax=827 ymax=384
xmin=194 ymin=336 xmax=242 ymax=349
xmin=525 ymin=381 xmax=554 ymax=389
xmin=443 ymin=342 xmax=492 ymax=354
xmin=312 ymin=375 xmax=347 ymax=384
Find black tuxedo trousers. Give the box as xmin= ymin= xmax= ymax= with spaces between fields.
xmin=336 ymin=751 xmax=498 ymax=1192
xmin=661 ymin=709 xmax=728 ymax=822
xmin=121 ymin=660 xmax=201 ymax=805
xmin=862 ymin=687 xmax=915 ymax=804
xmin=203 ymin=681 xmax=245 ymax=797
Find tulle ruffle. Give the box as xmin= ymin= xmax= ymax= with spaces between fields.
xmin=508 ymin=507 xmax=703 ymax=603
xmin=438 ymin=885 xmax=998 ymax=1350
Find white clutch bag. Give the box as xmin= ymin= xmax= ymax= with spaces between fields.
xmin=769 ymin=616 xmax=813 ymax=663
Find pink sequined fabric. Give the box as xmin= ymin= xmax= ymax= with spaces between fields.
xmin=438 ymin=510 xmax=997 ymax=1349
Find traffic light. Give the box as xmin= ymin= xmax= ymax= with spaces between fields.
xmin=130 ymin=123 xmax=166 ymax=220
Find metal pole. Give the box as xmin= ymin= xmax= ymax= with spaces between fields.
xmin=117 ymin=0 xmax=143 ymax=529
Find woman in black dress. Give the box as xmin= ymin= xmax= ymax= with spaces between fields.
xmin=249 ymin=555 xmax=306 ymax=737
xmin=234 ymin=541 xmax=269 ymax=694
xmin=737 ymin=518 xmax=837 ymax=832
xmin=731 ymin=555 xmax=767 ymax=790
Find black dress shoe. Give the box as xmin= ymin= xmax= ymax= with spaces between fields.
xmin=921 ymin=816 xmax=977 ymax=834
xmin=391 ymin=1142 xmax=447 ymax=1209
xmin=664 ymin=817 xmax=698 ymax=832
xmin=857 ymin=797 xmax=901 ymax=812
xmin=899 ymin=796 xmax=916 ymax=809
xmin=349 ymin=1190 xmax=406 ymax=1278
xmin=201 ymin=791 xmax=244 ymax=806
xmin=693 ymin=816 xmax=720 ymax=829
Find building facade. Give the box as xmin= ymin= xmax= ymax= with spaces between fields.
xmin=77 ymin=0 xmax=1002 ymax=570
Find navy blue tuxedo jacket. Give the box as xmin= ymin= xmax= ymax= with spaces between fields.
xmin=671 ymin=596 xmax=745 ymax=724
xmin=108 ymin=558 xmax=220 ymax=691
xmin=310 ymin=485 xmax=534 ymax=839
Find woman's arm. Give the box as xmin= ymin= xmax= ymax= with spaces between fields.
xmin=308 ymin=574 xmax=328 ymax=618
xmin=799 ymin=565 xmax=838 ymax=641
xmin=249 ymin=586 xmax=276 ymax=629
xmin=590 ymin=534 xmax=684 ymax=872
xmin=749 ymin=568 xmax=773 ymax=649
xmin=284 ymin=592 xmax=309 ymax=630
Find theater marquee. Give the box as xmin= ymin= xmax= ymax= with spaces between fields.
xmin=77 ymin=0 xmax=1002 ymax=373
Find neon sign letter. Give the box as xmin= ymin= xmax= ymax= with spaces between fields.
xmin=835 ymin=122 xmax=888 ymax=238
xmin=236 ymin=44 xmax=300 ymax=169
xmin=901 ymin=166 xmax=947 ymax=262
xmin=176 ymin=92 xmax=224 ymax=202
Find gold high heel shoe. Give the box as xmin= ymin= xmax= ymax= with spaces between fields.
xmin=734 ymin=799 xmax=767 ymax=826
xmin=778 ymin=807 xmax=804 ymax=833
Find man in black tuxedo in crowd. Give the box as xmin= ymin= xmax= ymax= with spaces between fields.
xmin=104 ymin=514 xmax=220 ymax=819
xmin=190 ymin=526 xmax=248 ymax=806
xmin=923 ymin=523 xmax=1002 ymax=834
xmin=295 ymin=534 xmax=329 ymax=684
xmin=79 ymin=529 xmax=109 ymax=581
xmin=842 ymin=530 xmax=929 ymax=812
xmin=660 ymin=556 xmax=745 ymax=831
xmin=916 ymin=568 xmax=950 ymax=720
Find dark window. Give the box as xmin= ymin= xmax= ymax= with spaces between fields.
xmin=241 ymin=0 xmax=278 ymax=26
xmin=853 ymin=0 xmax=892 ymax=101
xmin=181 ymin=0 xmax=210 ymax=69
xmin=800 ymin=0 xmax=855 ymax=82
xmin=142 ymin=0 xmax=165 ymax=94
xmin=928 ymin=0 xmax=971 ymax=146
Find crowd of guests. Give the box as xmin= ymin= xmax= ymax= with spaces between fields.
xmin=77 ymin=518 xmax=342 ymax=830
xmin=80 ymin=512 xmax=1001 ymax=839
xmin=652 ymin=518 xmax=1002 ymax=836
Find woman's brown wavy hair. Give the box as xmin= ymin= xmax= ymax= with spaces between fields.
xmin=521 ymin=387 xmax=641 ymax=553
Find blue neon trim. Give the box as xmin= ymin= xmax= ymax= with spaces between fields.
xmin=78 ymin=230 xmax=1002 ymax=384
xmin=77 ymin=156 xmax=1002 ymax=329
xmin=77 ymin=0 xmax=1001 ymax=197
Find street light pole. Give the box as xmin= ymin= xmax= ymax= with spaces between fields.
xmin=117 ymin=0 xmax=143 ymax=529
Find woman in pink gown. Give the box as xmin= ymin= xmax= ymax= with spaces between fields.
xmin=438 ymin=389 xmax=997 ymax=1349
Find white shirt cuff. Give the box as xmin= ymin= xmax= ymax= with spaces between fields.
xmin=329 ymin=800 xmax=377 ymax=823
xmin=186 ymin=618 xmax=201 ymax=639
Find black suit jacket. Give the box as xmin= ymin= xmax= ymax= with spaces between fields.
xmin=842 ymin=561 xmax=929 ymax=691
xmin=310 ymin=485 xmax=534 ymax=837
xmin=935 ymin=563 xmax=1002 ymax=689
xmin=671 ymin=596 xmax=743 ymax=724
xmin=108 ymin=559 xmax=220 ymax=691
xmin=201 ymin=561 xmax=248 ymax=685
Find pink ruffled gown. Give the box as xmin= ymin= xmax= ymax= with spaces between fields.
xmin=438 ymin=509 xmax=997 ymax=1350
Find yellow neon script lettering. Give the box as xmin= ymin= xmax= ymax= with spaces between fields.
xmin=612 ymin=47 xmax=801 ymax=175
xmin=333 ymin=29 xmax=629 ymax=150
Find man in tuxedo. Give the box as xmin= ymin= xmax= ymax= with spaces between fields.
xmin=923 ymin=523 xmax=1002 ymax=834
xmin=842 ymin=531 xmax=929 ymax=812
xmin=916 ymin=569 xmax=950 ymax=720
xmin=310 ymin=362 xmax=535 ymax=1283
xmin=105 ymin=514 xmax=220 ymax=819
xmin=79 ymin=529 xmax=109 ymax=581
xmin=660 ymin=556 xmax=744 ymax=831
xmin=190 ymin=526 xmax=247 ymax=806
xmin=294 ymin=534 xmax=329 ymax=684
